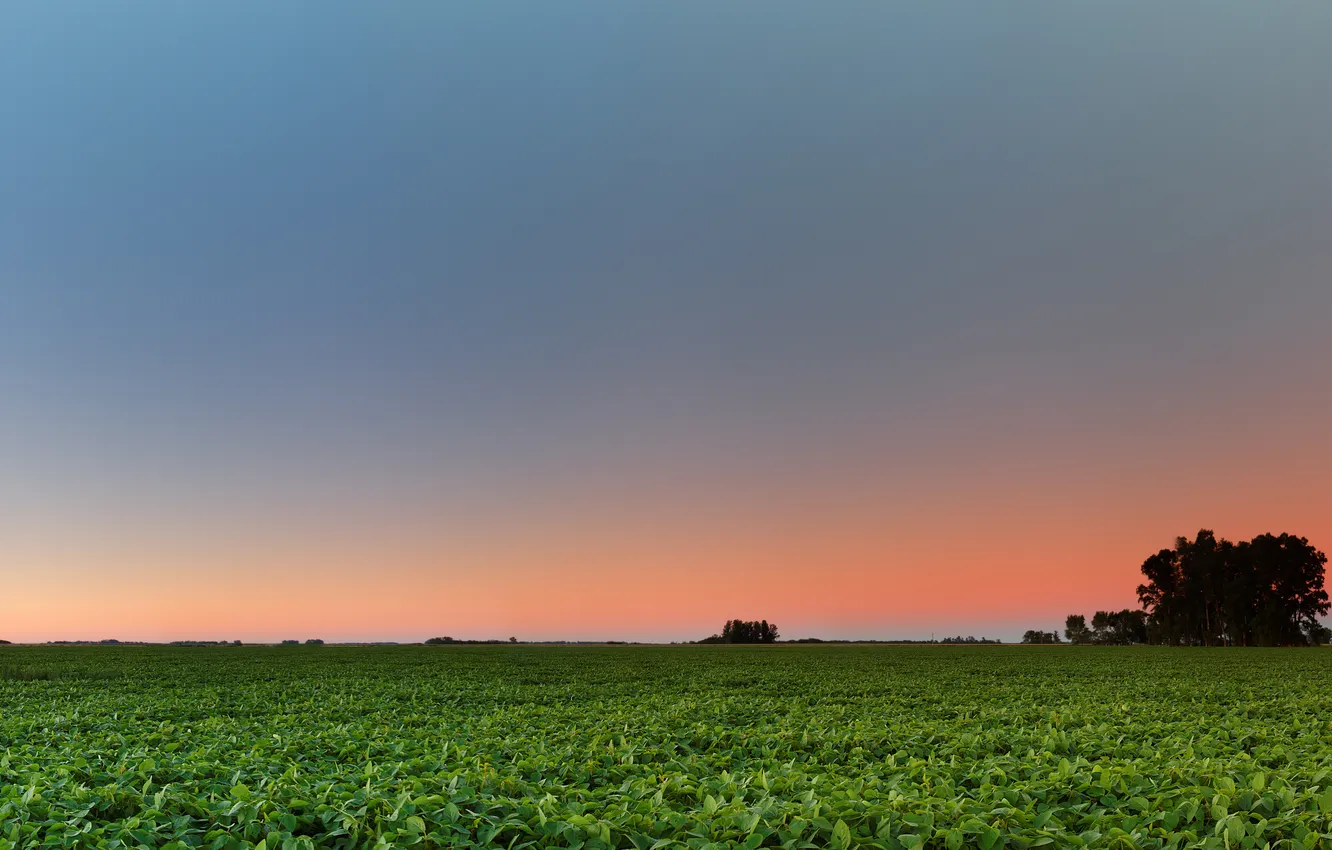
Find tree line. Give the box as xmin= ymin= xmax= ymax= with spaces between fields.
xmin=1057 ymin=610 xmax=1148 ymax=645
xmin=1036 ymin=530 xmax=1329 ymax=646
xmin=1138 ymin=530 xmax=1329 ymax=646
xmin=1022 ymin=610 xmax=1150 ymax=645
xmin=697 ymin=619 xmax=780 ymax=644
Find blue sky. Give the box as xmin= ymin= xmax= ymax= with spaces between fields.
xmin=2 ymin=3 xmax=1330 ymax=641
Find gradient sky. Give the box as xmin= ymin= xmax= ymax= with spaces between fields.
xmin=2 ymin=3 xmax=1330 ymax=643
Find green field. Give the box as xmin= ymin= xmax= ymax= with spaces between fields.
xmin=2 ymin=646 xmax=1332 ymax=849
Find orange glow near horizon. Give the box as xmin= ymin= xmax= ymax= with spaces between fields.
xmin=5 ymin=422 xmax=1328 ymax=644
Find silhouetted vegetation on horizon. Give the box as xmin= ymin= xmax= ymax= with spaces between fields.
xmin=1059 ymin=610 xmax=1148 ymax=645
xmin=1137 ymin=530 xmax=1329 ymax=646
xmin=697 ymin=619 xmax=780 ymax=644
xmin=696 ymin=623 xmax=1002 ymax=645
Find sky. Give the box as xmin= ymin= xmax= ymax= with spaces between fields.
xmin=2 ymin=3 xmax=1330 ymax=643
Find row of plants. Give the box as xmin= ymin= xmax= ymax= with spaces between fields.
xmin=2 ymin=645 xmax=1331 ymax=848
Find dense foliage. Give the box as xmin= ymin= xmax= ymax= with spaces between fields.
xmin=1138 ymin=530 xmax=1330 ymax=646
xmin=3 ymin=645 xmax=1332 ymax=849
xmin=1062 ymin=612 xmax=1149 ymax=646
xmin=697 ymin=620 xmax=780 ymax=645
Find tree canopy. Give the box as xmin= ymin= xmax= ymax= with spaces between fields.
xmin=1061 ymin=611 xmax=1147 ymax=645
xmin=1064 ymin=615 xmax=1091 ymax=644
xmin=1137 ymin=530 xmax=1330 ymax=646
xmin=698 ymin=619 xmax=780 ymax=644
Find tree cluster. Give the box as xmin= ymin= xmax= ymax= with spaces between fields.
xmin=1137 ymin=530 xmax=1330 ymax=646
xmin=1062 ymin=611 xmax=1148 ymax=645
xmin=698 ymin=619 xmax=780 ymax=644
xmin=939 ymin=635 xmax=1001 ymax=644
xmin=1020 ymin=630 xmax=1062 ymax=644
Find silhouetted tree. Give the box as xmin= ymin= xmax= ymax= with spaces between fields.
xmin=425 ymin=636 xmax=456 ymax=645
xmin=1138 ymin=530 xmax=1328 ymax=646
xmin=1307 ymin=621 xmax=1332 ymax=646
xmin=702 ymin=619 xmax=780 ymax=644
xmin=1021 ymin=630 xmax=1062 ymax=644
xmin=1064 ymin=615 xmax=1091 ymax=644
xmin=1089 ymin=609 xmax=1148 ymax=645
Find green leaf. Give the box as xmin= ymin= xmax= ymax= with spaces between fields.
xmin=1226 ymin=816 xmax=1244 ymax=844
xmin=830 ymin=819 xmax=851 ymax=850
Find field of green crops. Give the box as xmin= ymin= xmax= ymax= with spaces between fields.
xmin=2 ymin=646 xmax=1332 ymax=850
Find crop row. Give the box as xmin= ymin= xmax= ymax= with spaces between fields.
xmin=2 ymin=646 xmax=1331 ymax=849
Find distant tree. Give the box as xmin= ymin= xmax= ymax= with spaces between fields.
xmin=1064 ymin=615 xmax=1091 ymax=644
xmin=425 ymin=636 xmax=456 ymax=645
xmin=280 ymin=640 xmax=300 ymax=646
xmin=509 ymin=636 xmax=518 ymax=644
xmin=1088 ymin=609 xmax=1148 ymax=645
xmin=305 ymin=639 xmax=324 ymax=646
xmin=1306 ymin=621 xmax=1332 ymax=646
xmin=232 ymin=640 xmax=243 ymax=646
xmin=702 ymin=619 xmax=780 ymax=644
xmin=0 ymin=640 xmax=10 ymax=645
xmin=1138 ymin=530 xmax=1328 ymax=645
xmin=1021 ymin=630 xmax=1062 ymax=644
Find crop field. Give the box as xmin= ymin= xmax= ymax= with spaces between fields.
xmin=2 ymin=646 xmax=1332 ymax=850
